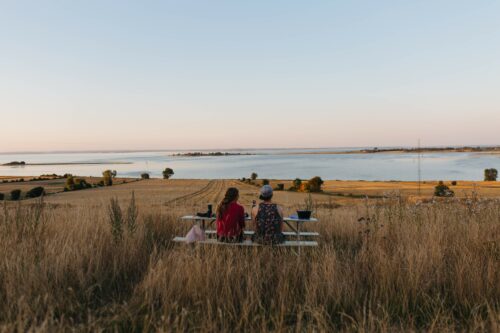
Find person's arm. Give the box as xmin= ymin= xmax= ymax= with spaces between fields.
xmin=251 ymin=205 xmax=258 ymax=230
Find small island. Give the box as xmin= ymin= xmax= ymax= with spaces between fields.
xmin=172 ymin=152 xmax=255 ymax=157
xmin=2 ymin=161 xmax=26 ymax=166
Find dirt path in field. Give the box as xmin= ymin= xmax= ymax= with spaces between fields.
xmin=163 ymin=179 xmax=260 ymax=208
xmin=164 ymin=180 xmax=216 ymax=205
xmin=164 ymin=179 xmax=233 ymax=206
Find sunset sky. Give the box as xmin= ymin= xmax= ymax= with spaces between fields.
xmin=1 ymin=1 xmax=499 ymax=152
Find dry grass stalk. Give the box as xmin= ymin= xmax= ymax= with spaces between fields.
xmin=0 ymin=191 xmax=499 ymax=331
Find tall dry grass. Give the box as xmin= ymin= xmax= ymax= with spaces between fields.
xmin=0 ymin=195 xmax=499 ymax=332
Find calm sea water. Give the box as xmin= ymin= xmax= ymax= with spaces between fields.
xmin=0 ymin=149 xmax=498 ymax=181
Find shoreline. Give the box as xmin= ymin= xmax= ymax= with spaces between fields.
xmin=280 ymin=146 xmax=500 ymax=155
xmin=2 ymin=145 xmax=500 ymax=156
xmin=1 ymin=162 xmax=132 ymax=166
xmin=1 ymin=178 xmax=498 ymax=203
xmin=0 ymin=176 xmax=497 ymax=182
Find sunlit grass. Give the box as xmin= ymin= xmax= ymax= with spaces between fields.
xmin=0 ymin=191 xmax=499 ymax=331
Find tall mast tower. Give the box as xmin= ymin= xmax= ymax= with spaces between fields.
xmin=418 ymin=139 xmax=422 ymax=196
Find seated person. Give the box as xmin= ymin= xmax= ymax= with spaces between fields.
xmin=252 ymin=185 xmax=285 ymax=244
xmin=216 ymin=187 xmax=245 ymax=242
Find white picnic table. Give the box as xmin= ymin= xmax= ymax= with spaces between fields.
xmin=180 ymin=215 xmax=319 ymax=252
xmin=173 ymin=237 xmax=318 ymax=248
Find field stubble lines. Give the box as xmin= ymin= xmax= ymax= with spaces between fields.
xmin=164 ymin=180 xmax=216 ymax=206
xmin=189 ymin=179 xmax=222 ymax=204
xmin=210 ymin=179 xmax=227 ymax=205
xmin=164 ymin=180 xmax=231 ymax=207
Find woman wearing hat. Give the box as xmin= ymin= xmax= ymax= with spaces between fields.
xmin=251 ymin=185 xmax=285 ymax=244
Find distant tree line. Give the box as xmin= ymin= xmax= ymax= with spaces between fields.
xmin=0 ymin=187 xmax=45 ymax=201
xmin=239 ymin=173 xmax=324 ymax=193
xmin=288 ymin=177 xmax=324 ymax=193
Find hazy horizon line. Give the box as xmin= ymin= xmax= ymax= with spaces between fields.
xmin=1 ymin=144 xmax=499 ymax=155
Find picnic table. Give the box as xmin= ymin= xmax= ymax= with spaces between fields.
xmin=283 ymin=217 xmax=319 ymax=254
xmin=180 ymin=215 xmax=319 ymax=252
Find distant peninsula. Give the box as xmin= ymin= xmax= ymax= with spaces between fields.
xmin=172 ymin=152 xmax=255 ymax=157
xmin=2 ymin=161 xmax=131 ymax=166
xmin=352 ymin=146 xmax=500 ymax=154
xmin=287 ymin=146 xmax=500 ymax=155
xmin=2 ymin=161 xmax=26 ymax=166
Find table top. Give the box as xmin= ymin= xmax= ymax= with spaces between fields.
xmin=182 ymin=215 xmax=318 ymax=223
xmin=182 ymin=215 xmax=215 ymax=220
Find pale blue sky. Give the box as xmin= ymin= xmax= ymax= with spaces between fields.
xmin=1 ymin=1 xmax=499 ymax=152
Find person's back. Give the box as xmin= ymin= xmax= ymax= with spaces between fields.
xmin=252 ymin=185 xmax=285 ymax=244
xmin=216 ymin=188 xmax=245 ymax=242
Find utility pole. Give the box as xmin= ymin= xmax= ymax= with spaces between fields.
xmin=418 ymin=139 xmax=422 ymax=196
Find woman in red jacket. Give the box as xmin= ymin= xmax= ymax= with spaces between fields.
xmin=216 ymin=187 xmax=246 ymax=243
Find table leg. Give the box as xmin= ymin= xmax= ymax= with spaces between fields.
xmin=284 ymin=220 xmax=298 ymax=233
xmin=297 ymin=221 xmax=301 ymax=256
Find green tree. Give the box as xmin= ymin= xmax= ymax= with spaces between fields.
xmin=434 ymin=181 xmax=455 ymax=197
xmin=251 ymin=172 xmax=258 ymax=181
xmin=65 ymin=176 xmax=75 ymax=191
xmin=484 ymin=168 xmax=498 ymax=181
xmin=74 ymin=178 xmax=90 ymax=190
xmin=66 ymin=176 xmax=90 ymax=191
xmin=306 ymin=176 xmax=324 ymax=193
xmin=102 ymin=170 xmax=114 ymax=186
xmin=163 ymin=168 xmax=174 ymax=179
xmin=141 ymin=173 xmax=150 ymax=180
xmin=26 ymin=187 xmax=45 ymax=198
xmin=293 ymin=178 xmax=302 ymax=189
xmin=10 ymin=189 xmax=21 ymax=201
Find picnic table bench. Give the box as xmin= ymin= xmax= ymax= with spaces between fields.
xmin=173 ymin=237 xmax=318 ymax=247
xmin=204 ymin=230 xmax=320 ymax=237
xmin=177 ymin=215 xmax=320 ymax=252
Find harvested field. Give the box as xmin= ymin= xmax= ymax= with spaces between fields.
xmin=0 ymin=179 xmax=499 ymax=331
xmin=43 ymin=179 xmax=338 ymax=215
xmin=322 ymin=180 xmax=500 ymax=199
xmin=0 ymin=177 xmax=136 ymax=198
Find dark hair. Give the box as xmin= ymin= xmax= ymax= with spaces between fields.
xmin=217 ymin=187 xmax=239 ymax=219
xmin=259 ymin=194 xmax=273 ymax=201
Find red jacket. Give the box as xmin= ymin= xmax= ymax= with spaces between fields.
xmin=216 ymin=202 xmax=245 ymax=237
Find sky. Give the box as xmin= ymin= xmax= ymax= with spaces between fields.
xmin=1 ymin=0 xmax=499 ymax=152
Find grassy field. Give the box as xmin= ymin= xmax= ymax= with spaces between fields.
xmin=4 ymin=177 xmax=500 ymax=206
xmin=0 ymin=179 xmax=499 ymax=331
xmin=0 ymin=176 xmax=137 ymax=198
